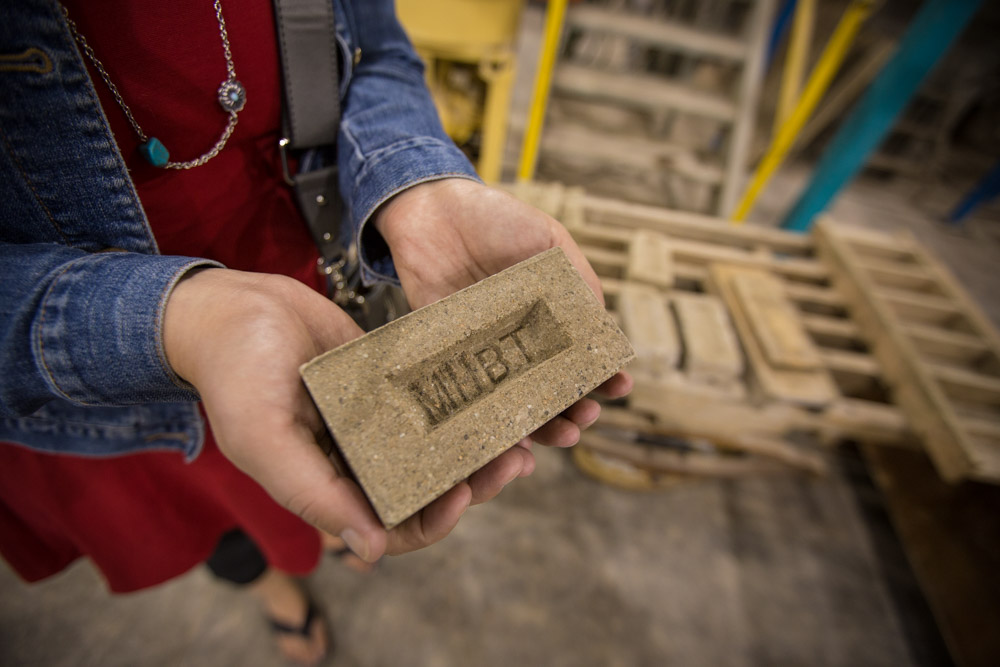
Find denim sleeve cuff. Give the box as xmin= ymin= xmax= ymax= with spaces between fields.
xmin=348 ymin=137 xmax=481 ymax=286
xmin=32 ymin=253 xmax=224 ymax=406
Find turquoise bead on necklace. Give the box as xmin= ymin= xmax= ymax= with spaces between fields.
xmin=139 ymin=138 xmax=170 ymax=168
xmin=62 ymin=0 xmax=245 ymax=170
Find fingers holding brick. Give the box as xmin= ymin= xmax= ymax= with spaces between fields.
xmin=384 ymin=483 xmax=472 ymax=556
xmin=467 ymin=444 xmax=534 ymax=505
xmin=593 ymin=371 xmax=634 ymax=400
xmin=531 ymin=415 xmax=581 ymax=448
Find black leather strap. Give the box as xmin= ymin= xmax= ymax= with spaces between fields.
xmin=294 ymin=166 xmax=344 ymax=266
xmin=272 ymin=0 xmax=340 ymax=149
xmin=272 ymin=0 xmax=344 ymax=288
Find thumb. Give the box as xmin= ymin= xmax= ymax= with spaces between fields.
xmin=300 ymin=289 xmax=368 ymax=353
xmin=244 ymin=420 xmax=389 ymax=562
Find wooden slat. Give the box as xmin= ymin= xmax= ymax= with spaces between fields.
xmin=595 ymin=406 xmax=825 ymax=473
xmin=731 ymin=270 xmax=823 ymax=371
xmin=967 ymin=434 xmax=1000 ymax=482
xmin=571 ymin=224 xmax=632 ymax=249
xmin=832 ymin=222 xmax=917 ymax=253
xmin=718 ymin=0 xmax=774 ymax=215
xmin=801 ymin=314 xmax=863 ymax=341
xmin=876 ymin=286 xmax=965 ymax=327
xmin=783 ymin=283 xmax=847 ymax=310
xmin=928 ymin=362 xmax=1000 ymax=405
xmin=541 ymin=124 xmax=725 ymax=184
xmin=905 ymin=322 xmax=991 ymax=366
xmin=709 ymin=263 xmax=838 ymax=407
xmin=822 ymin=399 xmax=915 ymax=447
xmin=959 ymin=416 xmax=1000 ymax=440
xmin=582 ymin=193 xmax=814 ymax=255
xmin=857 ymin=257 xmax=940 ymax=293
xmin=553 ymin=64 xmax=738 ymax=122
xmin=819 ymin=349 xmax=882 ymax=377
xmin=668 ymin=237 xmax=830 ymax=283
xmin=562 ymin=185 xmax=586 ymax=228
xmin=627 ymin=377 xmax=814 ymax=441
xmin=581 ymin=246 xmax=627 ymax=273
xmin=912 ymin=232 xmax=1000 ymax=358
xmin=566 ymin=6 xmax=747 ymax=60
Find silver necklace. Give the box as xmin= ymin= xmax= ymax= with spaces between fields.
xmin=62 ymin=1 xmax=246 ymax=169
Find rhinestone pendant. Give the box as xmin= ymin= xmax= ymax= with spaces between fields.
xmin=217 ymin=79 xmax=246 ymax=113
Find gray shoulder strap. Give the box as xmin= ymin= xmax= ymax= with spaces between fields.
xmin=272 ymin=0 xmax=340 ymax=149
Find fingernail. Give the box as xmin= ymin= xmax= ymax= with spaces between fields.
xmin=340 ymin=528 xmax=369 ymax=562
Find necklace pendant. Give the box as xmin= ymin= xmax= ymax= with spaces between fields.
xmin=218 ymin=79 xmax=246 ymax=113
xmin=139 ymin=138 xmax=170 ymax=167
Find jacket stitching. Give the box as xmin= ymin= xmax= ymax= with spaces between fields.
xmin=0 ymin=123 xmax=71 ymax=244
xmin=0 ymin=47 xmax=54 ymax=74
xmin=35 ymin=260 xmax=84 ymax=404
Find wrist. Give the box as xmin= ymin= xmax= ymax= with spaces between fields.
xmin=162 ymin=267 xmax=222 ymax=387
xmin=373 ymin=177 xmax=482 ymax=248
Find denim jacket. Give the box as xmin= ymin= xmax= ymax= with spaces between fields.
xmin=0 ymin=0 xmax=478 ymax=459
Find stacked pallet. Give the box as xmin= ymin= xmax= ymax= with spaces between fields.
xmin=534 ymin=0 xmax=773 ymax=215
xmin=504 ymin=182 xmax=1000 ymax=488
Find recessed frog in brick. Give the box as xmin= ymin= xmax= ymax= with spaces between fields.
xmin=396 ymin=300 xmax=572 ymax=427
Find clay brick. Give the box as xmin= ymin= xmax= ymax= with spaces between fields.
xmin=617 ymin=283 xmax=679 ymax=378
xmin=671 ymin=292 xmax=744 ymax=386
xmin=626 ymin=231 xmax=672 ymax=288
xmin=730 ymin=270 xmax=822 ymax=371
xmin=300 ymin=248 xmax=635 ymax=528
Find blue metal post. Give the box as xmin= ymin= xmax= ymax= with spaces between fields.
xmin=766 ymin=0 xmax=798 ymax=68
xmin=780 ymin=0 xmax=983 ymax=232
xmin=947 ymin=159 xmax=1000 ymax=226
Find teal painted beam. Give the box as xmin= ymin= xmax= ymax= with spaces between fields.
xmin=781 ymin=0 xmax=983 ymax=232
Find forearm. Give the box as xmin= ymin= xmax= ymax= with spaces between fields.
xmin=334 ymin=0 xmax=479 ymax=284
xmin=0 ymin=243 xmax=221 ymax=417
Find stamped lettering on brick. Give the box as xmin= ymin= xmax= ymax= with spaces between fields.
xmin=393 ymin=300 xmax=572 ymax=428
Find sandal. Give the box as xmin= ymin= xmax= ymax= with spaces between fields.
xmin=267 ymin=598 xmax=329 ymax=667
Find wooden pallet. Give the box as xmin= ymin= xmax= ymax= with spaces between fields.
xmin=536 ymin=0 xmax=774 ymax=215
xmin=815 ymin=220 xmax=1000 ymax=483
xmin=505 ymin=182 xmax=1000 ymax=484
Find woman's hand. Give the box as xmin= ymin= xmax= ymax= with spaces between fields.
xmin=162 ymin=268 xmax=532 ymax=561
xmin=374 ymin=178 xmax=633 ymax=450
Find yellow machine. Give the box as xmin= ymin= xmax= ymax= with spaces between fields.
xmin=396 ymin=0 xmax=524 ymax=183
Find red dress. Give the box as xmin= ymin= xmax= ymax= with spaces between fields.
xmin=0 ymin=0 xmax=325 ymax=592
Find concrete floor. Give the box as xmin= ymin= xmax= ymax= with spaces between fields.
xmin=0 ymin=438 xmax=948 ymax=667
xmin=4 ymin=5 xmax=1000 ymax=667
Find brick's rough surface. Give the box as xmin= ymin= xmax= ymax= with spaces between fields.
xmin=300 ymin=248 xmax=635 ymax=528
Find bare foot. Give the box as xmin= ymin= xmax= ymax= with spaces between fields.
xmin=320 ymin=531 xmax=377 ymax=574
xmin=249 ymin=569 xmax=328 ymax=666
